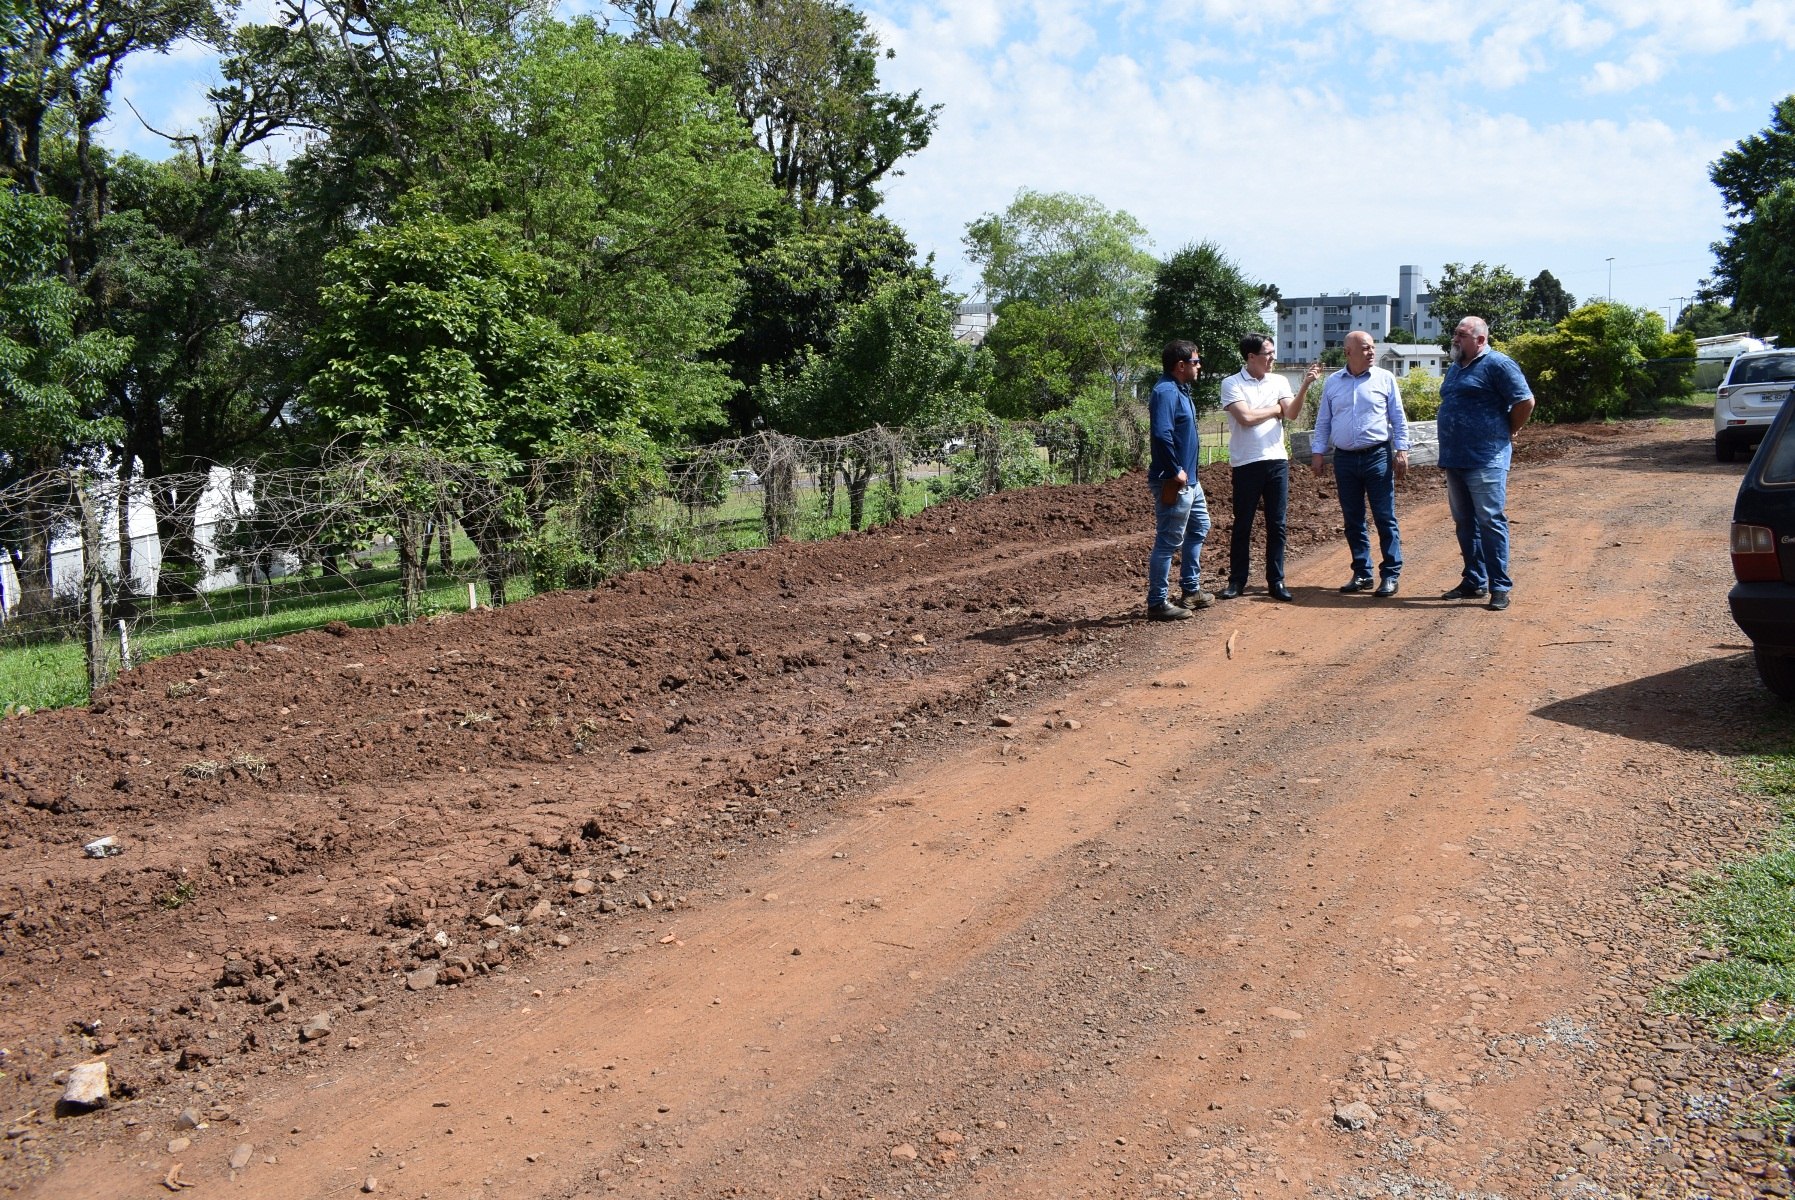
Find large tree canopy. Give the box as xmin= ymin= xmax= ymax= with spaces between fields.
xmin=1520 ymin=269 xmax=1573 ymax=328
xmin=965 ymin=189 xmax=1156 ymax=416
xmin=240 ymin=6 xmax=776 ymax=434
xmin=1709 ymin=94 xmax=1795 ymax=331
xmin=0 ymin=187 xmax=126 ymax=483
xmin=682 ymin=0 xmax=937 ymax=212
xmin=304 ymin=210 xmax=645 ymax=463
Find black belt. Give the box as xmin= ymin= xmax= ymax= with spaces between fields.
xmin=1334 ymin=440 xmax=1391 ymax=454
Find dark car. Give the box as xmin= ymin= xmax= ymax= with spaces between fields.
xmin=1728 ymin=384 xmax=1795 ymax=697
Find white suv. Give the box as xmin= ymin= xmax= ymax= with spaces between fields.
xmin=1716 ymin=349 xmax=1795 ymax=462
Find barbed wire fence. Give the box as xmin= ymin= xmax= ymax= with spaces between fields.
xmin=0 ymin=407 xmax=1166 ymax=709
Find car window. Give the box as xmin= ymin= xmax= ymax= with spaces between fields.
xmin=1760 ymin=398 xmax=1795 ymax=483
xmin=1733 ymin=354 xmax=1795 ymax=385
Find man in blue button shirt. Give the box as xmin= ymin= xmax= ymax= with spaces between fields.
xmin=1145 ymin=339 xmax=1214 ymax=620
xmin=1436 ymin=316 xmax=1535 ymax=612
xmin=1309 ymin=330 xmax=1409 ymax=597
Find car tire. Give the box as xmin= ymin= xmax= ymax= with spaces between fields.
xmin=1717 ymin=439 xmax=1736 ymax=463
xmin=1753 ymin=646 xmax=1795 ymax=700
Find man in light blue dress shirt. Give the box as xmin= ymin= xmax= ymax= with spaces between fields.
xmin=1309 ymin=331 xmax=1409 ymax=597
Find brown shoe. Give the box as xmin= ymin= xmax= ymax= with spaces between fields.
xmin=1179 ymin=589 xmax=1216 ymax=610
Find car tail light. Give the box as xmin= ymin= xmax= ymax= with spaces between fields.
xmin=1732 ymin=523 xmax=1782 ymax=581
xmin=1719 ymin=386 xmax=1737 ymax=399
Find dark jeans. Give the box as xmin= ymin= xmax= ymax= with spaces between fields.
xmin=1228 ymin=458 xmax=1289 ymax=588
xmin=1332 ymin=443 xmax=1402 ymax=580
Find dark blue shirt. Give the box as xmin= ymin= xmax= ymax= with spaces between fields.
xmin=1148 ymin=374 xmax=1199 ymax=484
xmin=1438 ymin=349 xmax=1533 ymax=470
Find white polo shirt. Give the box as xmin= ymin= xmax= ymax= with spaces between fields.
xmin=1220 ymin=369 xmax=1295 ymax=466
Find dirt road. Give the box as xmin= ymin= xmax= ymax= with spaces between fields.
xmin=3 ymin=414 xmax=1790 ymax=1199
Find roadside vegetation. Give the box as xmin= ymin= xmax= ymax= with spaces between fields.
xmin=1666 ymin=734 xmax=1795 ymax=1061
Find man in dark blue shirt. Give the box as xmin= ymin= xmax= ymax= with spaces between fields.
xmin=1145 ymin=340 xmax=1214 ymax=620
xmin=1436 ymin=316 xmax=1536 ymax=611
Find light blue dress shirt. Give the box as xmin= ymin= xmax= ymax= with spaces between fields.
xmin=1313 ymin=366 xmax=1409 ymax=453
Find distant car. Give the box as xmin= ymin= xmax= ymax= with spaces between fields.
xmin=941 ymin=437 xmax=967 ymax=454
xmin=1714 ymin=349 xmax=1795 ymax=462
xmin=1728 ymin=392 xmax=1795 ymax=698
xmin=728 ymin=468 xmax=760 ymax=487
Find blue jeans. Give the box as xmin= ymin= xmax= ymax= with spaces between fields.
xmin=1444 ymin=465 xmax=1512 ymax=592
xmin=1147 ymin=480 xmax=1211 ymax=605
xmin=1332 ymin=444 xmax=1401 ymax=580
xmin=1228 ymin=459 xmax=1289 ymax=588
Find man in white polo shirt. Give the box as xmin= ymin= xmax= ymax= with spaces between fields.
xmin=1217 ymin=334 xmax=1321 ymax=602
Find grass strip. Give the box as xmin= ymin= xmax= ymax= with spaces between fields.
xmin=1664 ymin=742 xmax=1795 ymax=1052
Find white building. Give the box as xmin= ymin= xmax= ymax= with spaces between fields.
xmin=1379 ymin=343 xmax=1446 ymax=378
xmin=1275 ymin=265 xmax=1443 ymax=362
xmin=953 ymin=302 xmax=994 ymax=345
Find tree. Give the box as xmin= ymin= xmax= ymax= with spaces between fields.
xmin=1675 ymin=298 xmax=1743 ymax=339
xmin=1427 ymin=262 xmax=1527 ymax=346
xmin=0 ymin=0 xmax=223 ymax=202
xmin=978 ymin=298 xmax=1118 ymax=420
xmin=303 ymin=209 xmax=650 ymax=610
xmin=1520 ymin=270 xmax=1573 ymax=327
xmin=762 ymin=272 xmax=976 ymax=529
xmin=966 ymin=189 xmax=1154 ymax=310
xmin=1505 ymin=303 xmax=1695 ymax=423
xmin=1732 ymin=181 xmax=1795 ymax=346
xmin=1708 ymin=95 xmax=1795 ymax=324
xmin=1144 ymin=242 xmax=1268 ymax=407
xmin=0 ymin=188 xmax=129 ymax=611
xmin=231 ymin=6 xmax=774 ymax=436
xmin=679 ymin=0 xmax=938 ymax=212
xmin=965 ymin=189 xmax=1157 ymax=413
xmin=82 ymin=150 xmax=318 ymax=596
xmin=716 ymin=206 xmax=917 ymax=432
xmin=305 ymin=210 xmax=643 ymax=461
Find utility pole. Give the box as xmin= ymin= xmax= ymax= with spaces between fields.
xmin=1670 ymin=296 xmax=1690 ymax=328
xmin=1606 ymin=257 xmax=1615 ymax=301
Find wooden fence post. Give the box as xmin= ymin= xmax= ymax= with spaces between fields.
xmin=77 ymin=480 xmax=108 ymax=694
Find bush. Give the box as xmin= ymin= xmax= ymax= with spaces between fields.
xmin=1506 ymin=303 xmax=1696 ymax=423
xmin=931 ymin=425 xmax=1050 ymax=499
xmin=1398 ymin=371 xmax=1442 ymax=421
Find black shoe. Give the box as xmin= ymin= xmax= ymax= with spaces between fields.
xmin=1487 ymin=590 xmax=1511 ymax=612
xmin=1216 ymin=583 xmax=1244 ymax=600
xmin=1440 ymin=583 xmax=1488 ymax=600
xmin=1373 ymin=577 xmax=1399 ymax=598
xmin=1147 ymin=600 xmax=1192 ymax=621
xmin=1339 ymin=575 xmax=1374 ymax=593
xmin=1268 ymin=584 xmax=1294 ymax=602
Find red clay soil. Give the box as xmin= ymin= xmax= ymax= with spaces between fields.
xmin=2 ymin=417 xmax=1789 ymax=1200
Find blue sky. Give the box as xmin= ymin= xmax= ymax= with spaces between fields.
xmin=108 ymin=0 xmax=1795 ymax=324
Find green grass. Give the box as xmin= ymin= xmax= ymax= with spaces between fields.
xmin=1 ymin=560 xmax=521 ymax=712
xmin=1663 ymin=741 xmax=1795 ymax=1051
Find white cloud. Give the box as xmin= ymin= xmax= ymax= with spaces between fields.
xmin=1584 ymin=49 xmax=1668 ymax=93
xmin=877 ymin=17 xmax=1728 ymax=308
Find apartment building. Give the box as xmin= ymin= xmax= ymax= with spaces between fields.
xmin=1275 ymin=265 xmax=1443 ymax=362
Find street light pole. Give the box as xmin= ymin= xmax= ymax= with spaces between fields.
xmin=1606 ymin=257 xmax=1614 ymax=301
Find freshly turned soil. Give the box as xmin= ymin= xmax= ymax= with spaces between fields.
xmin=2 ymin=413 xmax=1789 ymax=1200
